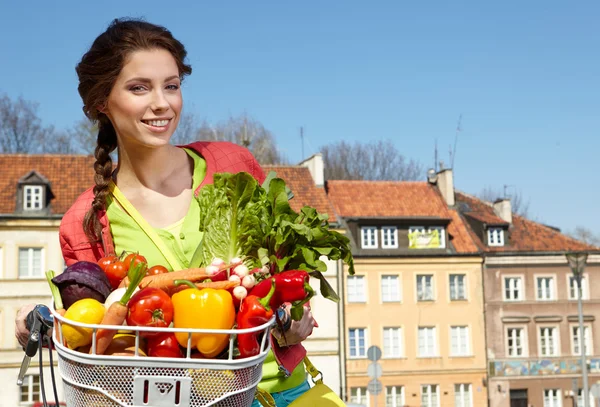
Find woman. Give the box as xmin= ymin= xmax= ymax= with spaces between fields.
xmin=14 ymin=18 xmax=314 ymax=407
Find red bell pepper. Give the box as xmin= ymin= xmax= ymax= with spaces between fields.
xmin=236 ymin=280 xmax=276 ymax=358
xmin=249 ymin=270 xmax=315 ymax=320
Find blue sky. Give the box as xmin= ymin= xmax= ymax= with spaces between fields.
xmin=1 ymin=1 xmax=598 ymax=235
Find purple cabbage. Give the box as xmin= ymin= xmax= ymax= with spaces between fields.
xmin=52 ymin=261 xmax=112 ymax=309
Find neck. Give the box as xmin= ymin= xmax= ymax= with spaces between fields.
xmin=114 ymin=144 xmax=187 ymax=190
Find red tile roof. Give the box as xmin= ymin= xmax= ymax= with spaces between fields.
xmin=326 ymin=180 xmax=479 ymax=254
xmin=0 ymin=154 xmax=95 ymax=214
xmin=264 ymin=165 xmax=337 ymax=223
xmin=456 ymin=192 xmax=600 ymax=253
xmin=464 ymin=211 xmax=509 ymax=226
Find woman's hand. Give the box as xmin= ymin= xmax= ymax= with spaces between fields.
xmin=272 ymin=303 xmax=316 ymax=347
xmin=15 ymin=303 xmax=36 ymax=348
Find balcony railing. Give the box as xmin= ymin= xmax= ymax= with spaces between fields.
xmin=489 ymin=357 xmax=600 ymax=377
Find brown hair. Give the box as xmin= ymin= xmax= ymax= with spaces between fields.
xmin=76 ymin=18 xmax=192 ymax=243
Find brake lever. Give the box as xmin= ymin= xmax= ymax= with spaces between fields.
xmin=17 ymin=305 xmax=53 ymax=386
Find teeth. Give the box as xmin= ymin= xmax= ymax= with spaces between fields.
xmin=144 ymin=119 xmax=169 ymax=127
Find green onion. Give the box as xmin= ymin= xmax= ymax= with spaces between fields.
xmin=45 ymin=270 xmax=63 ymax=310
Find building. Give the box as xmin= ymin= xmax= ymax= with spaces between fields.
xmin=0 ymin=152 xmax=344 ymax=406
xmin=456 ymin=191 xmax=600 ymax=407
xmin=326 ymin=169 xmax=489 ymax=407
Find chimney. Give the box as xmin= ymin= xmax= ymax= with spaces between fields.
xmin=493 ymin=198 xmax=512 ymax=224
xmin=437 ymin=168 xmax=455 ymax=206
xmin=299 ymin=153 xmax=324 ymax=187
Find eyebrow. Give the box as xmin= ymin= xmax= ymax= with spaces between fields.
xmin=125 ymin=75 xmax=180 ymax=84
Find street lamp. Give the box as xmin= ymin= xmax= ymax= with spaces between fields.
xmin=567 ymin=252 xmax=589 ymax=407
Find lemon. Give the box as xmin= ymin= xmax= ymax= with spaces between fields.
xmin=62 ymin=298 xmax=105 ymax=349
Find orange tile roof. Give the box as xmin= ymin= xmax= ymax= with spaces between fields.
xmin=0 ymin=154 xmax=95 ymax=215
xmin=264 ymin=165 xmax=337 ymax=223
xmin=326 ymin=180 xmax=479 ymax=254
xmin=456 ymin=192 xmax=600 ymax=253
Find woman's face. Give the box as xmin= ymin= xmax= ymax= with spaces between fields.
xmin=104 ymin=48 xmax=182 ymax=149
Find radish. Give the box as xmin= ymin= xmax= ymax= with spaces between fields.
xmin=229 ymin=275 xmax=241 ymax=285
xmin=242 ymin=275 xmax=256 ymax=289
xmin=211 ymin=258 xmax=226 ymax=267
xmin=230 ymin=257 xmax=243 ymax=265
xmin=233 ymin=264 xmax=249 ymax=278
xmin=206 ymin=265 xmax=220 ymax=276
xmin=233 ymin=286 xmax=248 ymax=302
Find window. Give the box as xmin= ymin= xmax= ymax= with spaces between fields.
xmin=571 ymin=326 xmax=592 ymax=356
xmin=506 ymin=327 xmax=527 ymax=357
xmin=385 ymin=385 xmax=404 ymax=407
xmin=536 ymin=276 xmax=555 ymax=300
xmin=361 ymin=226 xmax=378 ymax=249
xmin=18 ymin=247 xmax=44 ymax=278
xmin=383 ymin=327 xmax=402 ymax=357
xmin=349 ymin=328 xmax=367 ymax=358
xmin=454 ymin=384 xmax=472 ymax=407
xmin=418 ymin=327 xmax=437 ymax=357
xmin=381 ymin=226 xmax=398 ymax=249
xmin=503 ymin=276 xmax=523 ymax=301
xmin=543 ymin=389 xmax=562 ymax=407
xmin=569 ymin=275 xmax=589 ymax=300
xmin=450 ymin=326 xmax=470 ymax=356
xmin=408 ymin=226 xmax=446 ymax=249
xmin=347 ymin=275 xmax=366 ymax=303
xmin=577 ymin=389 xmax=594 ymax=407
xmin=381 ymin=275 xmax=401 ymax=302
xmin=449 ymin=274 xmax=467 ymax=300
xmin=417 ymin=274 xmax=434 ymax=301
xmin=350 ymin=387 xmax=369 ymax=406
xmin=23 ymin=185 xmax=43 ymax=210
xmin=20 ymin=375 xmax=40 ymax=403
xmin=539 ymin=326 xmax=559 ymax=357
xmin=488 ymin=228 xmax=504 ymax=246
xmin=421 ymin=384 xmax=439 ymax=407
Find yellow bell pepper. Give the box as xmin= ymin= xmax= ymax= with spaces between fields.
xmin=172 ymin=280 xmax=235 ymax=358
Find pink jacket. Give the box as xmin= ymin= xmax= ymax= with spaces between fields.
xmin=58 ymin=141 xmax=306 ymax=374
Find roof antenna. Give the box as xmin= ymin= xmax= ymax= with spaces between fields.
xmin=300 ymin=126 xmax=305 ymax=161
xmin=434 ymin=138 xmax=439 ymax=172
xmin=451 ymin=114 xmax=462 ymax=169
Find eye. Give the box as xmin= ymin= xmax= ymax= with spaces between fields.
xmin=166 ymin=84 xmax=180 ymax=91
xmin=129 ymin=85 xmax=148 ymax=92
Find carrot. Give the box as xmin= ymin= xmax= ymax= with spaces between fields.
xmin=169 ymin=280 xmax=239 ymax=295
xmin=93 ymin=261 xmax=147 ymax=355
xmin=119 ymin=266 xmax=227 ymax=293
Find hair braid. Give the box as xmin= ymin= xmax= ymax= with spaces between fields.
xmin=83 ymin=120 xmax=117 ymax=242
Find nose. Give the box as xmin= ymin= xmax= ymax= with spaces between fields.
xmin=150 ymin=88 xmax=169 ymax=112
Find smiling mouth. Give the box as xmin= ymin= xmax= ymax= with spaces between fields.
xmin=141 ymin=119 xmax=171 ymax=128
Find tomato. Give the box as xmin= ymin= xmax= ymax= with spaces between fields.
xmin=105 ymin=261 xmax=128 ymax=289
xmin=98 ymin=255 xmax=118 ymax=272
xmin=147 ymin=332 xmax=183 ymax=358
xmin=124 ymin=253 xmax=147 ymax=270
xmin=146 ymin=265 xmax=169 ymax=276
xmin=126 ymin=287 xmax=174 ymax=337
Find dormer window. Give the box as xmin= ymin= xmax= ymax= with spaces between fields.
xmin=408 ymin=226 xmax=446 ymax=249
xmin=24 ymin=185 xmax=44 ymax=210
xmin=488 ymin=228 xmax=505 ymax=246
xmin=381 ymin=226 xmax=398 ymax=249
xmin=361 ymin=226 xmax=378 ymax=249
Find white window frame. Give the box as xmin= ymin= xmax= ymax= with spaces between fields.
xmin=361 ymin=226 xmax=378 ymax=249
xmin=543 ymin=389 xmax=562 ymax=407
xmin=23 ymin=185 xmax=43 ymax=210
xmin=385 ymin=385 xmax=405 ymax=407
xmin=347 ymin=275 xmax=366 ymax=303
xmin=416 ymin=274 xmax=435 ymax=301
xmin=420 ymin=384 xmax=440 ymax=407
xmin=19 ymin=374 xmax=41 ymax=403
xmin=577 ymin=388 xmax=594 ymax=407
xmin=505 ymin=325 xmax=528 ymax=357
xmin=450 ymin=326 xmax=471 ymax=357
xmin=503 ymin=275 xmax=524 ymax=301
xmin=454 ymin=383 xmax=472 ymax=407
xmin=449 ymin=273 xmax=467 ymax=301
xmin=488 ymin=227 xmax=504 ymax=246
xmin=570 ymin=324 xmax=593 ymax=356
xmin=349 ymin=328 xmax=367 ymax=359
xmin=568 ymin=273 xmax=590 ymax=300
xmin=381 ymin=226 xmax=398 ymax=249
xmin=535 ymin=275 xmax=556 ymax=301
xmin=350 ymin=387 xmax=370 ymax=406
xmin=381 ymin=274 xmax=401 ymax=302
xmin=383 ymin=327 xmax=403 ymax=358
xmin=538 ymin=325 xmax=560 ymax=357
xmin=18 ymin=247 xmax=45 ymax=279
xmin=418 ymin=326 xmax=438 ymax=358
xmin=409 ymin=226 xmax=446 ymax=249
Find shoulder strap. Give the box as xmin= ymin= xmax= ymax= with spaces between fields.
xmin=303 ymin=356 xmax=323 ymax=385
xmin=108 ymin=181 xmax=185 ymax=271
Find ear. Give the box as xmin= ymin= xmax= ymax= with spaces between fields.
xmin=97 ymin=103 xmax=108 ymax=114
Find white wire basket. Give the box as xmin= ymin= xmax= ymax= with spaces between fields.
xmin=51 ymin=307 xmax=274 ymax=407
